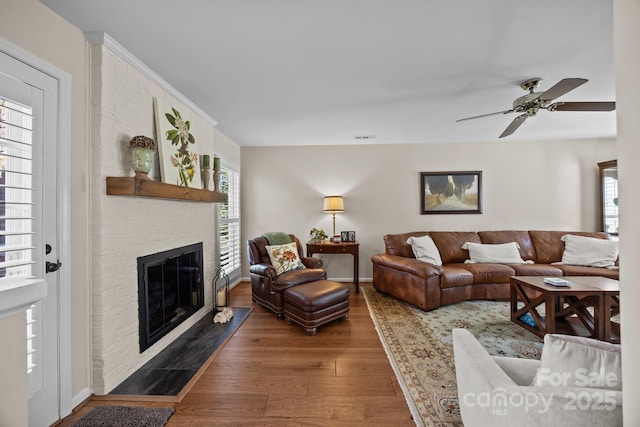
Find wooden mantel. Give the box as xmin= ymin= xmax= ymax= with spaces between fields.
xmin=106 ymin=177 xmax=228 ymax=203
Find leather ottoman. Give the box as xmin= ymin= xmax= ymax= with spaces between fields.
xmin=283 ymin=280 xmax=350 ymax=335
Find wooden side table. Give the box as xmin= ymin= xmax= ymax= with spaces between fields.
xmin=306 ymin=241 xmax=360 ymax=293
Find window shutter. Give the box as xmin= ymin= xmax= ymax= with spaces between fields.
xmin=0 ymin=97 xmax=35 ymax=280
xmin=218 ymin=160 xmax=240 ymax=283
xmin=1 ymin=96 xmax=42 ymax=388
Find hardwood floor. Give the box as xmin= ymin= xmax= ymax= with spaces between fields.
xmin=56 ymin=282 xmax=415 ymax=426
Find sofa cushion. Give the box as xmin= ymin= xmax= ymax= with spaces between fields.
xmin=440 ymin=265 xmax=474 ymax=289
xmin=430 ymin=231 xmax=481 ymax=264
xmin=452 ymin=262 xmax=516 ymax=284
xmin=407 ymin=235 xmax=443 ymax=266
xmin=533 ymin=334 xmax=621 ymax=391
xmin=266 ymin=242 xmax=306 ymax=275
xmin=478 ymin=230 xmax=537 ymax=261
xmin=559 ymin=234 xmax=619 ymax=268
xmin=508 ymin=263 xmax=564 ymax=276
xmin=528 ymin=230 xmax=610 ymax=264
xmin=461 ymin=241 xmax=529 ymax=264
xmin=554 ymin=264 xmax=620 ymax=279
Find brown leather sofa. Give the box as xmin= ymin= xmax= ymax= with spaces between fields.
xmin=247 ymin=234 xmax=327 ymax=318
xmin=371 ymin=230 xmax=618 ymax=311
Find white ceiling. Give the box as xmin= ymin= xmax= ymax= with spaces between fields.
xmin=40 ymin=0 xmax=616 ymax=146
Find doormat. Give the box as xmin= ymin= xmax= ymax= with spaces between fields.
xmin=72 ymin=405 xmax=174 ymax=427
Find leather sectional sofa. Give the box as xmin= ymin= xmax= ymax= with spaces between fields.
xmin=371 ymin=230 xmax=618 ymax=311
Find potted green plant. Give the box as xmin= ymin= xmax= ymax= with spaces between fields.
xmin=309 ymin=228 xmax=328 ymax=243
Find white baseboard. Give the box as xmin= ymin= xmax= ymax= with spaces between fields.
xmin=69 ymin=386 xmax=94 ymax=413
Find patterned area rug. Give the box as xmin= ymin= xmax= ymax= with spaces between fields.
xmin=362 ymin=286 xmax=543 ymax=427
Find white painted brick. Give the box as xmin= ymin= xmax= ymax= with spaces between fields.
xmin=90 ymin=45 xmax=220 ymax=395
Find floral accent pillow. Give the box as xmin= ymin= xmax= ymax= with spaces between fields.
xmin=266 ymin=242 xmax=306 ymax=275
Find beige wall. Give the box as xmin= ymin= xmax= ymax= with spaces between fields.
xmin=241 ymin=139 xmax=616 ymax=280
xmin=215 ymin=128 xmax=241 ymax=165
xmin=614 ymin=0 xmax=640 ymax=425
xmin=0 ymin=312 xmax=28 ymax=426
xmin=0 ymin=0 xmax=91 ymax=404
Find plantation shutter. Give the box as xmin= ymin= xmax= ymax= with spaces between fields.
xmin=0 ymin=95 xmax=42 ymax=385
xmin=218 ymin=160 xmax=240 ymax=284
xmin=603 ymin=175 xmax=618 ymax=234
xmin=0 ymin=96 xmax=35 ymax=280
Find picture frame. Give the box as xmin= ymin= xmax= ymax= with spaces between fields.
xmin=340 ymin=231 xmax=356 ymax=242
xmin=420 ymin=171 xmax=482 ymax=214
xmin=154 ymin=98 xmax=202 ymax=188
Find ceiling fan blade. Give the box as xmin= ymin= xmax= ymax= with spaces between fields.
xmin=456 ymin=110 xmax=513 ymax=122
xmin=499 ymin=114 xmax=528 ymax=138
xmin=538 ymin=78 xmax=588 ymax=102
xmin=548 ymin=101 xmax=616 ymax=112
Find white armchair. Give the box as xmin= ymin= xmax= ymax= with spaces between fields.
xmin=452 ymin=329 xmax=622 ymax=427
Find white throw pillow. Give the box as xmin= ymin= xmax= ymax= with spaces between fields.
xmin=532 ymin=334 xmax=621 ymax=391
xmin=461 ymin=241 xmax=529 ymax=264
xmin=265 ymin=242 xmax=306 ymax=275
xmin=407 ymin=235 xmax=443 ymax=266
xmin=560 ymin=234 xmax=619 ymax=268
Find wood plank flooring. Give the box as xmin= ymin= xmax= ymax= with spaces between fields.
xmin=55 ymin=282 xmax=415 ymax=426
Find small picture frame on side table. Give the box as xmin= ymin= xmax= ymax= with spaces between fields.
xmin=341 ymin=231 xmax=356 ymax=242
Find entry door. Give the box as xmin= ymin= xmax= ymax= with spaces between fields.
xmin=0 ymin=51 xmax=60 ymax=427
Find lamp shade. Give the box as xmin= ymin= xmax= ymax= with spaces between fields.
xmin=323 ymin=196 xmax=344 ymax=213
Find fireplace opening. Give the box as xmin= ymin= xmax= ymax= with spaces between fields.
xmin=138 ymin=242 xmax=204 ymax=352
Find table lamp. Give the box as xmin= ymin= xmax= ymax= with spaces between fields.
xmin=323 ymin=196 xmax=344 ymax=236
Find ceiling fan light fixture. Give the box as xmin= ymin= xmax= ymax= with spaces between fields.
xmin=457 ymin=77 xmax=615 ymax=138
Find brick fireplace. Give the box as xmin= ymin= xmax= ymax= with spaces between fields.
xmin=89 ymin=40 xmax=219 ymax=394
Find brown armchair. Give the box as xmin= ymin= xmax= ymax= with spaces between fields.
xmin=247 ymin=234 xmax=326 ymax=318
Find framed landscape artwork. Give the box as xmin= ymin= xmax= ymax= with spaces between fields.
xmin=154 ymin=98 xmax=202 ymax=188
xmin=421 ymin=171 xmax=482 ymax=214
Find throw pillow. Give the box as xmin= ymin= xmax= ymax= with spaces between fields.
xmin=532 ymin=334 xmax=621 ymax=391
xmin=559 ymin=234 xmax=619 ymax=268
xmin=265 ymin=242 xmax=306 ymax=275
xmin=407 ymin=235 xmax=443 ymax=266
xmin=461 ymin=241 xmax=530 ymax=264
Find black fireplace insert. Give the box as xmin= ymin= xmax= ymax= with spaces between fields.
xmin=138 ymin=242 xmax=204 ymax=352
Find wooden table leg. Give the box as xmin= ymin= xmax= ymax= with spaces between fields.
xmin=546 ymin=293 xmax=556 ymax=335
xmin=600 ymin=294 xmax=610 ymax=342
xmin=353 ymin=252 xmax=359 ymax=293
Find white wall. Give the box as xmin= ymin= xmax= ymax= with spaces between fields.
xmin=614 ymin=0 xmax=640 ymax=425
xmin=241 ymin=139 xmax=616 ymax=281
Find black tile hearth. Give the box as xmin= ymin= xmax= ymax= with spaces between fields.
xmin=110 ymin=307 xmax=251 ymax=396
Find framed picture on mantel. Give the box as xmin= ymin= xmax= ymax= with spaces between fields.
xmin=421 ymin=171 xmax=482 ymax=214
xmin=154 ymin=98 xmax=202 ymax=189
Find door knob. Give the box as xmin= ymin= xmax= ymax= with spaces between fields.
xmin=46 ymin=260 xmax=61 ymax=273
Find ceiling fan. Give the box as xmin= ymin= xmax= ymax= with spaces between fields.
xmin=456 ymin=78 xmax=616 ymax=138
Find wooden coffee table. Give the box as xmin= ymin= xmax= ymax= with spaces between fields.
xmin=510 ymin=276 xmax=620 ymax=343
